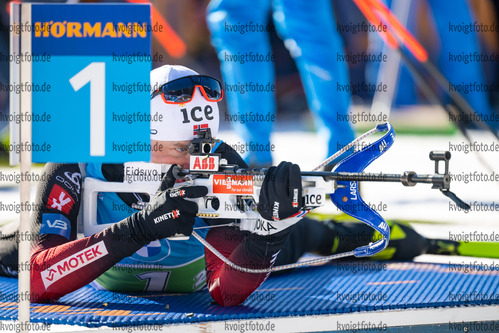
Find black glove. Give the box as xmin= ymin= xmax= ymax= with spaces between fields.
xmin=157 ymin=163 xmax=178 ymax=192
xmin=258 ymin=161 xmax=302 ymax=221
xmin=128 ymin=166 xmax=207 ymax=242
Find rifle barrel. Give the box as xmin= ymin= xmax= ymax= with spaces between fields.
xmin=301 ymin=171 xmax=447 ymax=187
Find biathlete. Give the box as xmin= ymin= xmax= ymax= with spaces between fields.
xmin=0 ymin=65 xmax=439 ymax=306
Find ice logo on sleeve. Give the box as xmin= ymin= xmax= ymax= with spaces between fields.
xmin=47 ymin=184 xmax=75 ymax=214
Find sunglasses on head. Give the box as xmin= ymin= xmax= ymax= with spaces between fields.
xmin=151 ymin=75 xmax=223 ymax=104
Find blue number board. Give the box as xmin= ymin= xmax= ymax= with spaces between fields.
xmin=31 ymin=4 xmax=152 ymax=162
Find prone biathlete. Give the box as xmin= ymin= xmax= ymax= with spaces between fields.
xmin=0 ymin=65 xmax=435 ymax=306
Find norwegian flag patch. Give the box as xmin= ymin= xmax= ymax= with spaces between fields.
xmin=193 ymin=124 xmax=209 ymax=135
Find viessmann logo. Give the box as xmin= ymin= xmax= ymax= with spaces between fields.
xmin=34 ymin=22 xmax=148 ymax=38
xmin=40 ymin=241 xmax=108 ymax=288
xmin=212 ymin=175 xmax=254 ymax=194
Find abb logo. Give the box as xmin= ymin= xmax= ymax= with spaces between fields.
xmin=47 ymin=184 xmax=75 ymax=214
xmin=41 ymin=241 xmax=108 ymax=288
xmin=190 ymin=156 xmax=219 ymax=171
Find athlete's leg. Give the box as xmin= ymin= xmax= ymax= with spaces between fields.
xmin=204 ymin=226 xmax=292 ymax=306
xmin=274 ymin=217 xmax=334 ymax=266
xmin=207 ymin=0 xmax=275 ymax=166
xmin=276 ymin=217 xmax=430 ymax=267
xmin=272 ymin=0 xmax=355 ymax=161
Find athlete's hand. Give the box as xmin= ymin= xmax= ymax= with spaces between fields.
xmin=156 ymin=164 xmax=179 ymax=192
xmin=130 ymin=172 xmax=207 ymax=241
xmin=258 ymin=161 xmax=302 ymax=221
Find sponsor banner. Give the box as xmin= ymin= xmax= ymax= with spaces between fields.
xmin=190 ymin=155 xmax=219 ymax=171
xmin=212 ymin=175 xmax=253 ymax=194
xmin=41 ymin=240 xmax=108 ymax=288
xmin=31 ymin=4 xmax=150 ymax=56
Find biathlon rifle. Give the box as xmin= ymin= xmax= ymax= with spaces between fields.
xmin=81 ymin=122 xmax=470 ymax=271
xmin=172 ymin=123 xmax=470 ymax=260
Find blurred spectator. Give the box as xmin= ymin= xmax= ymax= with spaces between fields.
xmin=206 ymin=0 xmax=354 ymax=167
xmin=367 ymin=0 xmax=499 ymax=131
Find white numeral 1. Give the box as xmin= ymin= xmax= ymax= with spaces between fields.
xmin=69 ymin=62 xmax=106 ymax=156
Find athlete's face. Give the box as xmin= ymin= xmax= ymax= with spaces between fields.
xmin=150 ymin=140 xmax=191 ymax=169
xmin=149 ymin=83 xmax=220 ymax=169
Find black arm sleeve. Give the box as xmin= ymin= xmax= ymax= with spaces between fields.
xmin=0 ymin=163 xmax=82 ymax=277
